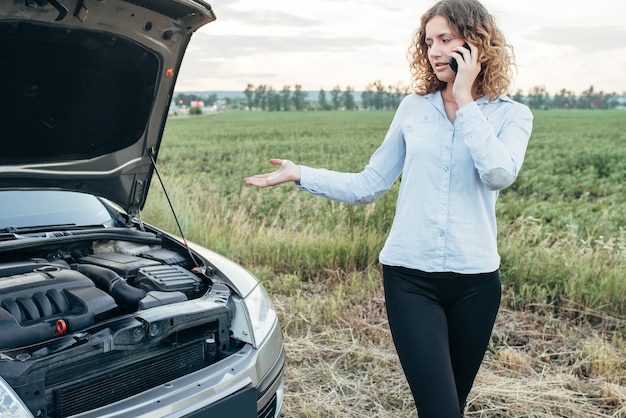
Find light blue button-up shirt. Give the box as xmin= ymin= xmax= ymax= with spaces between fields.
xmin=297 ymin=92 xmax=533 ymax=274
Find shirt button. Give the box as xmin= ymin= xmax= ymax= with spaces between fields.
xmin=442 ymin=188 xmax=448 ymax=193
xmin=444 ymin=167 xmax=449 ymax=172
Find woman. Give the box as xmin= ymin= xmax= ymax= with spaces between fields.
xmin=245 ymin=0 xmax=533 ymax=416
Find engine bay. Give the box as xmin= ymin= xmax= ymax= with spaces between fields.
xmin=0 ymin=232 xmax=226 ymax=350
xmin=0 ymin=230 xmax=237 ymax=417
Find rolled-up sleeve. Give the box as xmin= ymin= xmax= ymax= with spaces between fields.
xmin=457 ymin=100 xmax=533 ymax=190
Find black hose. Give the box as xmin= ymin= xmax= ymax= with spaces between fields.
xmin=72 ymin=264 xmax=146 ymax=310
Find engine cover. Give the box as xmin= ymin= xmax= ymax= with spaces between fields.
xmin=0 ymin=264 xmax=116 ymax=349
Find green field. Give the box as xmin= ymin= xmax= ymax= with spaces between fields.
xmin=144 ymin=109 xmax=625 ymax=417
xmin=147 ymin=110 xmax=625 ymax=315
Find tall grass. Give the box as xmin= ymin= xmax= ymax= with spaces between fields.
xmin=144 ymin=110 xmax=625 ymax=416
xmin=145 ymin=110 xmax=625 ymax=317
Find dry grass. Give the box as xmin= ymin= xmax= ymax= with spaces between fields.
xmin=271 ymin=270 xmax=626 ymax=418
xmin=149 ymin=110 xmax=626 ymax=416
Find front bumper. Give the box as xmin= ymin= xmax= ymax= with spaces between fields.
xmin=69 ymin=321 xmax=285 ymax=418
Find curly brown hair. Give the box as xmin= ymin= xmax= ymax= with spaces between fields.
xmin=408 ymin=0 xmax=515 ymax=100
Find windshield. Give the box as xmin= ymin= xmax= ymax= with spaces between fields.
xmin=0 ymin=191 xmax=115 ymax=230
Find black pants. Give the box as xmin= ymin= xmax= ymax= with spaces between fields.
xmin=382 ymin=265 xmax=501 ymax=418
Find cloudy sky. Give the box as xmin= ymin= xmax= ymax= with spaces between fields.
xmin=176 ymin=0 xmax=626 ymax=95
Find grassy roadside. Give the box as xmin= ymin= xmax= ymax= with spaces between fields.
xmin=144 ymin=110 xmax=626 ymax=416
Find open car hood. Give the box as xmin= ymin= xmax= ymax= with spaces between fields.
xmin=0 ymin=0 xmax=215 ymax=215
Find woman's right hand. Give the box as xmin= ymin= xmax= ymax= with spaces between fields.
xmin=244 ymin=159 xmax=301 ymax=188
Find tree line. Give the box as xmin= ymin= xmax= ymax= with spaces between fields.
xmin=174 ymin=80 xmax=410 ymax=112
xmin=239 ymin=81 xmax=410 ymax=111
xmin=174 ymin=83 xmax=624 ymax=112
xmin=513 ymin=85 xmax=623 ymax=110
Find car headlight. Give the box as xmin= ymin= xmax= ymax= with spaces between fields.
xmin=180 ymin=241 xmax=279 ymax=347
xmin=0 ymin=377 xmax=33 ymax=418
xmin=244 ymin=283 xmax=278 ymax=347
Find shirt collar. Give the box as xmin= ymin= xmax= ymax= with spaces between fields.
xmin=424 ymin=91 xmax=511 ymax=122
xmin=426 ymin=91 xmax=511 ymax=105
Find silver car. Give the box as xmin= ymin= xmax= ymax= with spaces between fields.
xmin=0 ymin=1 xmax=285 ymax=417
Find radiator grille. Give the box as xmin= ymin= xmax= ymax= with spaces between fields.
xmin=52 ymin=342 xmax=207 ymax=417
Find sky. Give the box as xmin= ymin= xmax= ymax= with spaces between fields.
xmin=175 ymin=0 xmax=626 ymax=95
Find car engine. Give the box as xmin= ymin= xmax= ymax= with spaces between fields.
xmin=0 ymin=247 xmax=208 ymax=348
xmin=0 ymin=230 xmax=236 ymax=417
xmin=0 ymin=238 xmax=218 ymax=347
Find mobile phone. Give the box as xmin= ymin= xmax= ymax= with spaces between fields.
xmin=449 ymin=42 xmax=470 ymax=74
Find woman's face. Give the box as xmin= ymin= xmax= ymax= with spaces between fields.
xmin=424 ymin=14 xmax=465 ymax=83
